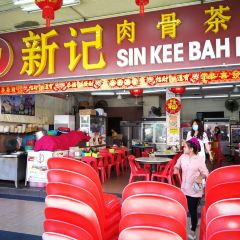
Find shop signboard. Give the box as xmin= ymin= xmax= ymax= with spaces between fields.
xmin=0 ymin=0 xmax=239 ymax=84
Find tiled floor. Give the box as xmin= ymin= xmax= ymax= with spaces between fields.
xmin=0 ymin=157 xmax=238 ymax=239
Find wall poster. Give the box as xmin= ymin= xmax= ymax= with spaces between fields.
xmin=1 ymin=95 xmax=35 ymax=115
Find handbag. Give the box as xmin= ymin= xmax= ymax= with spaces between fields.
xmin=192 ymin=181 xmax=203 ymax=193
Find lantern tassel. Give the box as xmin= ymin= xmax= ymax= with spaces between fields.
xmin=46 ymin=18 xmax=50 ymax=28
xmin=140 ymin=4 xmax=144 ymax=16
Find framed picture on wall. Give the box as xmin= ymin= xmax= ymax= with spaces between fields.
xmin=1 ymin=95 xmax=35 ymax=116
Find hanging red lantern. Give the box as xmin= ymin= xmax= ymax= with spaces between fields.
xmin=35 ymin=0 xmax=63 ymax=28
xmin=130 ymin=89 xmax=143 ymax=96
xmin=135 ymin=0 xmax=149 ymax=16
xmin=170 ymin=86 xmax=186 ymax=95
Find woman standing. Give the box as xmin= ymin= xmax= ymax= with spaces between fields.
xmin=174 ymin=138 xmax=209 ymax=239
xmin=186 ymin=119 xmax=213 ymax=162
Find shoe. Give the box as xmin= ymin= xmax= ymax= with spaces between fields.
xmin=188 ymin=230 xmax=196 ymax=239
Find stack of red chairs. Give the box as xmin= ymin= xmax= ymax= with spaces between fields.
xmin=119 ymin=181 xmax=187 ymax=240
xmin=128 ymin=155 xmax=150 ymax=182
xmin=43 ymin=157 xmax=121 ymax=240
xmin=199 ymin=165 xmax=240 ymax=240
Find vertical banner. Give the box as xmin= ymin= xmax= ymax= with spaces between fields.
xmin=166 ymin=89 xmax=181 ymax=147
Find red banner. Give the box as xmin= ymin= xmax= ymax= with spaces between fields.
xmin=0 ymin=69 xmax=239 ymax=95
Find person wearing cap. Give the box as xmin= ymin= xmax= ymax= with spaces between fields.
xmin=174 ymin=138 xmax=209 ymax=240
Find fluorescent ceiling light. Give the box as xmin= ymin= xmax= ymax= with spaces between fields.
xmin=91 ymin=91 xmax=115 ymax=96
xmin=181 ymin=96 xmax=202 ymax=99
xmin=204 ymin=94 xmax=229 ymax=98
xmin=185 ymin=86 xmax=201 ymax=90
xmin=230 ymin=94 xmax=240 ymax=97
xmin=143 ymin=89 xmax=166 ymax=93
xmin=202 ymin=85 xmax=233 ymax=89
xmin=116 ymin=91 xmax=130 ymax=95
xmin=14 ymin=0 xmax=80 ymax=12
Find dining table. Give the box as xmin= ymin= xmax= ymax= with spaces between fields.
xmin=135 ymin=156 xmax=171 ymax=174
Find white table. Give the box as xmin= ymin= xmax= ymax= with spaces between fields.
xmin=136 ymin=156 xmax=171 ymax=173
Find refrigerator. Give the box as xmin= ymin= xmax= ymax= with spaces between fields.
xmin=141 ymin=118 xmax=167 ymax=151
xmin=120 ymin=121 xmax=142 ymax=150
xmin=204 ymin=118 xmax=230 ymax=155
xmin=230 ymin=124 xmax=240 ymax=147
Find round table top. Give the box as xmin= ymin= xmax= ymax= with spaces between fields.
xmin=135 ymin=156 xmax=171 ymax=164
xmin=154 ymin=152 xmax=177 ymax=157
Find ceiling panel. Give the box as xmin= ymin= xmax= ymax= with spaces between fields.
xmin=0 ymin=0 xmax=223 ymax=33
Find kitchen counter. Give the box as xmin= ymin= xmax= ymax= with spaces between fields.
xmin=0 ymin=152 xmax=27 ymax=188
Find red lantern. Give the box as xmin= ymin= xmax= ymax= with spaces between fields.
xmin=130 ymin=89 xmax=143 ymax=96
xmin=35 ymin=0 xmax=63 ymax=28
xmin=170 ymin=86 xmax=186 ymax=95
xmin=135 ymin=0 xmax=149 ymax=16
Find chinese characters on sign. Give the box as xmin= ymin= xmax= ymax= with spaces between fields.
xmin=0 ymin=1 xmax=239 ymax=82
xmin=0 ymin=69 xmax=239 ymax=95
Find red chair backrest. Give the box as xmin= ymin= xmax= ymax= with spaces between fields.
xmin=47 ymin=169 xmax=105 ymax=211
xmin=206 ymin=198 xmax=240 ymax=226
xmin=141 ymin=151 xmax=149 ymax=157
xmin=121 ymin=194 xmax=187 ymax=225
xmin=205 ymin=181 xmax=240 ymax=209
xmin=99 ymin=152 xmax=114 ymax=165
xmin=128 ymin=156 xmax=139 ymax=174
xmin=206 ymin=165 xmax=240 ymax=194
xmin=122 ymin=181 xmax=187 ymax=212
xmin=119 ymin=213 xmax=186 ymax=240
xmin=45 ymin=195 xmax=102 ymax=237
xmin=81 ymin=156 xmax=98 ymax=172
xmin=44 ymin=219 xmax=94 ymax=240
xmin=118 ymin=226 xmax=183 ymax=240
xmin=208 ymin=230 xmax=240 ymax=240
xmin=207 ymin=215 xmax=240 ymax=240
xmin=46 ymin=182 xmax=105 ymax=225
xmin=45 ymin=207 xmax=102 ymax=240
xmin=47 ymin=157 xmax=103 ymax=195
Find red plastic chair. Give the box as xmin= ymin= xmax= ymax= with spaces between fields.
xmin=141 ymin=151 xmax=149 ymax=157
xmin=150 ymin=159 xmax=174 ymax=184
xmin=205 ymin=165 xmax=240 ymax=195
xmin=122 ymin=181 xmax=187 ymax=212
xmin=119 ymin=213 xmax=186 ymax=240
xmin=47 ymin=157 xmax=121 ymax=216
xmin=206 ymin=198 xmax=240 ymax=227
xmin=46 ymin=167 xmax=120 ymax=240
xmin=208 ymin=230 xmax=240 ymax=240
xmin=47 ymin=169 xmax=105 ymax=211
xmin=45 ymin=196 xmax=100 ymax=228
xmin=42 ymin=232 xmax=77 ymax=240
xmin=141 ymin=151 xmax=151 ymax=170
xmin=81 ymin=156 xmax=98 ymax=172
xmin=100 ymin=152 xmax=118 ymax=179
xmin=205 ymin=181 xmax=240 ymax=209
xmin=200 ymin=181 xmax=240 ymax=240
xmin=115 ymin=149 xmax=127 ymax=172
xmin=44 ymin=219 xmax=94 ymax=240
xmin=128 ymin=155 xmax=150 ymax=182
xmin=118 ymin=226 xmax=183 ymax=240
xmin=46 ymin=182 xmax=105 ymax=225
xmin=121 ymin=194 xmax=187 ymax=226
xmin=45 ymin=207 xmax=102 ymax=240
xmin=206 ymin=215 xmax=240 ymax=240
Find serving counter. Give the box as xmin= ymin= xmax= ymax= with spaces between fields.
xmin=0 ymin=152 xmax=27 ymax=188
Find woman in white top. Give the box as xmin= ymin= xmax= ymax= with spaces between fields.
xmin=186 ymin=119 xmax=213 ymax=162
